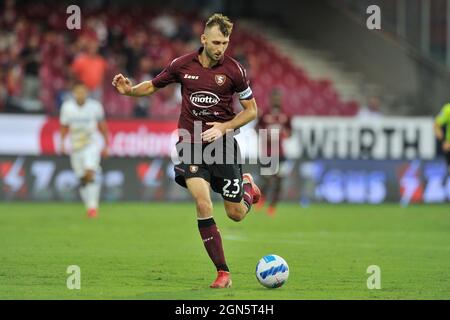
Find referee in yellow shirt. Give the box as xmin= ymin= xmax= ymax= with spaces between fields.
xmin=434 ymin=103 xmax=450 ymax=170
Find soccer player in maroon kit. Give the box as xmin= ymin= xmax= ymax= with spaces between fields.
xmin=112 ymin=14 xmax=261 ymax=288
xmin=256 ymin=89 xmax=292 ymax=216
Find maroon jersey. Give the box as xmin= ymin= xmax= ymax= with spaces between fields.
xmin=258 ymin=111 xmax=291 ymax=158
xmin=152 ymin=47 xmax=253 ymax=142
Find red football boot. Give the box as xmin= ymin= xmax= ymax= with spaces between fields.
xmin=242 ymin=173 xmax=261 ymax=204
xmin=267 ymin=205 xmax=277 ymax=216
xmin=210 ymin=271 xmax=232 ymax=288
xmin=255 ymin=195 xmax=266 ymax=211
xmin=87 ymin=208 xmax=97 ymax=218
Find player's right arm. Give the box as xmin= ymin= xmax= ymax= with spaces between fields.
xmin=112 ymin=74 xmax=159 ymax=97
xmin=434 ymin=104 xmax=450 ymax=151
xmin=113 ymin=57 xmax=180 ymax=97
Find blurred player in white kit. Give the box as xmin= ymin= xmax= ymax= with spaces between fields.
xmin=59 ymin=83 xmax=109 ymax=218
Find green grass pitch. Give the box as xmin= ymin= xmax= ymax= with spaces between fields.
xmin=0 ymin=202 xmax=449 ymax=299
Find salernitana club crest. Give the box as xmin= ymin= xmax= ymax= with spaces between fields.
xmin=215 ymin=74 xmax=226 ymax=86
xmin=189 ymin=165 xmax=199 ymax=173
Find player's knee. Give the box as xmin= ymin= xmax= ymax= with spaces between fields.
xmin=84 ymin=170 xmax=95 ymax=183
xmin=196 ymin=199 xmax=213 ymax=216
xmin=226 ymin=207 xmax=244 ymax=222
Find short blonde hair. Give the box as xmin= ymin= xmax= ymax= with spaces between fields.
xmin=205 ymin=13 xmax=233 ymax=37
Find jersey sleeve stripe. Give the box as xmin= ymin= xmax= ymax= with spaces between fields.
xmin=169 ymin=57 xmax=180 ymax=68
xmin=230 ymin=57 xmax=245 ymax=78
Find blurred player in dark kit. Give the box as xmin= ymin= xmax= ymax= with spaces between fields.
xmin=256 ymin=89 xmax=291 ymax=216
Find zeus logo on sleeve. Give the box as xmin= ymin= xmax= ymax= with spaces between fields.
xmin=184 ymin=74 xmax=199 ymax=80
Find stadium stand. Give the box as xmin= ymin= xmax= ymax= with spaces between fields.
xmin=0 ymin=0 xmax=359 ymax=118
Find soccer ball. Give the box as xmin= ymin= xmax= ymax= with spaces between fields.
xmin=255 ymin=254 xmax=289 ymax=288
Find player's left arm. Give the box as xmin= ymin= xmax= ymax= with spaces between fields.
xmin=202 ymin=98 xmax=257 ymax=142
xmin=202 ymin=61 xmax=257 ymax=142
xmin=59 ymin=103 xmax=69 ymax=155
xmin=60 ymin=125 xmax=69 ymax=155
xmin=97 ymin=120 xmax=109 ymax=158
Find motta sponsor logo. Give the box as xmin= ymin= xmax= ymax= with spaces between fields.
xmin=189 ymin=91 xmax=220 ymax=108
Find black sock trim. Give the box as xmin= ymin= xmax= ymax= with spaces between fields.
xmin=243 ymin=200 xmax=251 ymax=213
xmin=197 ymin=217 xmax=215 ymax=228
xmin=217 ymin=264 xmax=229 ymax=272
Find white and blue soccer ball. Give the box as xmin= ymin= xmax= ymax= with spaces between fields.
xmin=255 ymin=254 xmax=289 ymax=288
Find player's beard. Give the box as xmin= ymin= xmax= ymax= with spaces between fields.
xmin=205 ymin=46 xmax=222 ymax=62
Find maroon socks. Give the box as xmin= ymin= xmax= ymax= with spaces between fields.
xmin=242 ymin=183 xmax=254 ymax=212
xmin=198 ymin=217 xmax=229 ymax=272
